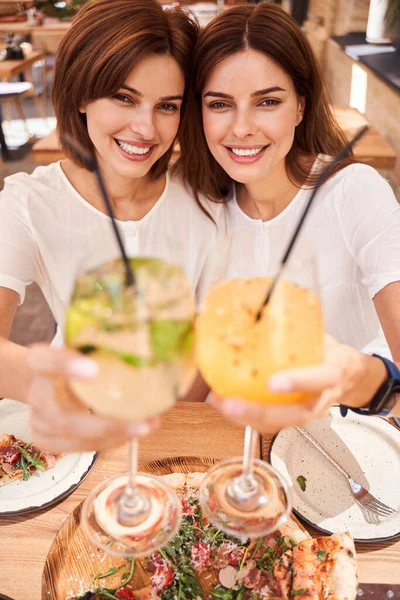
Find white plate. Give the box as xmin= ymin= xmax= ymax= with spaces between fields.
xmin=0 ymin=399 xmax=97 ymax=516
xmin=269 ymin=407 xmax=400 ymax=542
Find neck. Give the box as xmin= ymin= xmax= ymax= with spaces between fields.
xmin=236 ymin=159 xmax=300 ymax=222
xmin=61 ymin=159 xmax=165 ymax=221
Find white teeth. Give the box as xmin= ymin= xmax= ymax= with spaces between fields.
xmin=117 ymin=140 xmax=151 ymax=155
xmin=230 ymin=147 xmax=264 ymax=157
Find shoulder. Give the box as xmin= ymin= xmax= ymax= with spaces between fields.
xmin=329 ymin=162 xmax=395 ymax=196
xmin=318 ymin=162 xmax=397 ymax=213
xmin=1 ymin=162 xmax=64 ymax=203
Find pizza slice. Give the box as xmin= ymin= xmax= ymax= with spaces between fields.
xmin=0 ymin=433 xmax=62 ymax=486
xmin=291 ymin=531 xmax=357 ymax=600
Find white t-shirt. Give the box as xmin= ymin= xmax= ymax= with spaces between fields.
xmin=215 ymin=162 xmax=400 ymax=357
xmin=0 ymin=162 xmax=219 ymax=344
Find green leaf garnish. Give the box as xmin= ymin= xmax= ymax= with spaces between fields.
xmin=120 ymin=558 xmax=135 ymax=586
xmin=150 ymin=319 xmax=194 ymax=361
xmin=14 ymin=444 xmax=46 ymax=479
xmin=251 ymin=536 xmax=264 ymax=557
xmin=291 ymin=590 xmax=307 ymax=596
xmin=297 ymin=475 xmax=307 ymax=492
xmin=92 ymin=564 xmax=125 ymax=581
xmin=316 ymin=549 xmax=327 ymax=561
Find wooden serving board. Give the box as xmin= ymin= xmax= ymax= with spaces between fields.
xmin=42 ymin=456 xmax=309 ymax=600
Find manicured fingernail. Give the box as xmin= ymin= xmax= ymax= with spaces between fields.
xmin=129 ymin=422 xmax=152 ymax=437
xmin=268 ymin=375 xmax=293 ymax=392
xmin=69 ymin=358 xmax=98 ymax=379
xmin=221 ymin=400 xmax=246 ymax=416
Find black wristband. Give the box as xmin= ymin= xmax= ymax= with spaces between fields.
xmin=340 ymin=354 xmax=400 ymax=417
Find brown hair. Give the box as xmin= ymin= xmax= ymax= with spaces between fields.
xmin=174 ymin=2 xmax=354 ymax=202
xmin=53 ymin=0 xmax=198 ymax=177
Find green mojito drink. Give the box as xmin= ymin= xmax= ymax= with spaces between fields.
xmin=66 ymin=257 xmax=196 ymax=421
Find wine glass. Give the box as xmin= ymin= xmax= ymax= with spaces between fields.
xmin=196 ymin=236 xmax=324 ymax=539
xmin=66 ymin=256 xmax=196 ymax=557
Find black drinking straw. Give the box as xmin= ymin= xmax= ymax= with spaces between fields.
xmin=61 ymin=134 xmax=135 ymax=288
xmin=255 ymin=125 xmax=369 ymax=321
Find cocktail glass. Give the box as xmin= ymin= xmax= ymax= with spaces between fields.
xmin=197 ymin=248 xmax=324 ymax=539
xmin=66 ymin=256 xmax=196 ymax=557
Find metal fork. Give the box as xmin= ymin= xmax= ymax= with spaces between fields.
xmin=295 ymin=426 xmax=396 ymax=521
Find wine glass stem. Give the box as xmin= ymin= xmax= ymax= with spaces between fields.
xmin=125 ymin=438 xmax=139 ymax=504
xmin=241 ymin=426 xmax=259 ymax=491
xmin=117 ymin=438 xmax=151 ymax=526
xmin=120 ymin=438 xmax=142 ymax=512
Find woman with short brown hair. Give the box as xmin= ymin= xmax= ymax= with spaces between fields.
xmin=53 ymin=0 xmax=196 ymax=178
xmin=0 ymin=0 xmax=215 ymax=452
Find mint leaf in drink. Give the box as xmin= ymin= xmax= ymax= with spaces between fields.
xmin=119 ymin=353 xmax=154 ymax=368
xmin=150 ymin=319 xmax=194 ymax=361
xmin=297 ymin=475 xmax=307 ymax=492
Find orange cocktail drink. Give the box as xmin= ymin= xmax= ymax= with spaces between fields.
xmin=197 ymin=277 xmax=324 ymax=405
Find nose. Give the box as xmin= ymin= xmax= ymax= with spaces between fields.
xmin=129 ymin=107 xmax=156 ymax=141
xmin=231 ymin=108 xmax=258 ymax=140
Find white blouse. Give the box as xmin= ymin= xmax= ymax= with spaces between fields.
xmin=214 ymin=162 xmax=400 ymax=357
xmin=0 ymin=162 xmax=219 ymax=343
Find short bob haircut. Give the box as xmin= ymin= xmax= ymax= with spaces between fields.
xmin=53 ymin=0 xmax=198 ymax=178
xmin=174 ymin=3 xmax=354 ymax=203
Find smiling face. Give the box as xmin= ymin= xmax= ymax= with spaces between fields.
xmin=202 ymin=49 xmax=305 ymax=186
xmin=81 ymin=53 xmax=184 ymax=182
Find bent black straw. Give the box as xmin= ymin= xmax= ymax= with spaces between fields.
xmin=255 ymin=125 xmax=369 ymax=321
xmin=61 ymin=133 xmax=135 ymax=288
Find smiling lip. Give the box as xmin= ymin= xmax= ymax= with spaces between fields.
xmin=114 ymin=139 xmax=156 ymax=162
xmin=225 ymin=145 xmax=269 ymax=164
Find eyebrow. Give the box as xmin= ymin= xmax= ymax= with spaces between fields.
xmin=120 ymin=84 xmax=183 ymax=102
xmin=203 ymin=86 xmax=286 ymax=99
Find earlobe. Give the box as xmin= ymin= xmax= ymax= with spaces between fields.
xmin=296 ymin=97 xmax=306 ymax=126
xmin=79 ymin=106 xmax=86 ymax=114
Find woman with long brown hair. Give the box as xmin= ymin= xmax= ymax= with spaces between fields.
xmin=0 ymin=0 xmax=215 ymax=452
xmin=174 ymin=1 xmax=400 ymax=430
xmin=176 ymin=2 xmax=400 ymax=362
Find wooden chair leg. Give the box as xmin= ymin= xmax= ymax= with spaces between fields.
xmin=41 ymin=62 xmax=48 ymax=105
xmin=13 ymin=98 xmax=30 ymax=135
xmin=2 ymin=100 xmax=12 ymax=123
xmin=0 ymin=155 xmax=6 ymax=176
xmin=24 ymin=69 xmax=47 ymax=120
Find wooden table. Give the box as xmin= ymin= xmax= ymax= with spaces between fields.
xmin=0 ymin=403 xmax=247 ymax=600
xmin=0 ymin=19 xmax=71 ymax=35
xmin=32 ymin=128 xmax=63 ymax=164
xmin=0 ymin=403 xmax=398 ymax=600
xmin=0 ymin=50 xmax=45 ymax=80
xmin=334 ymin=105 xmax=397 ymax=170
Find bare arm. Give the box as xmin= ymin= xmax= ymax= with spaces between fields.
xmin=181 ymin=372 xmax=210 ymax=403
xmin=373 ymin=281 xmax=400 ymax=363
xmin=0 ymin=287 xmax=32 ymax=402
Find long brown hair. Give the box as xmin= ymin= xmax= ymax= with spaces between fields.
xmin=174 ymin=2 xmax=354 ymax=202
xmin=53 ymin=0 xmax=198 ymax=177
